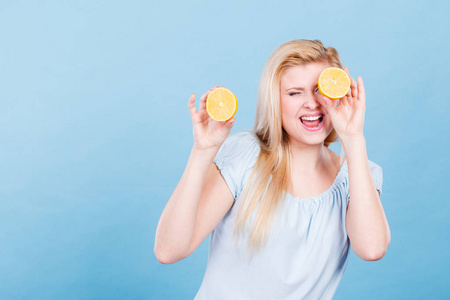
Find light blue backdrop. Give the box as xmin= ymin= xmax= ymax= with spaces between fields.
xmin=1 ymin=0 xmax=449 ymax=299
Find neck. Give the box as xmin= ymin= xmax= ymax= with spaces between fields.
xmin=288 ymin=139 xmax=330 ymax=172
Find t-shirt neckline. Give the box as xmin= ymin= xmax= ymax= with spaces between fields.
xmin=285 ymin=160 xmax=348 ymax=201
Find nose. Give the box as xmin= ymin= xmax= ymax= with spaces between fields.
xmin=305 ymin=93 xmax=320 ymax=109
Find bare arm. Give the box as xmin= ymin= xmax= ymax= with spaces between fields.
xmin=154 ymin=87 xmax=235 ymax=264
xmin=318 ymin=67 xmax=390 ymax=261
xmin=344 ymin=137 xmax=391 ymax=261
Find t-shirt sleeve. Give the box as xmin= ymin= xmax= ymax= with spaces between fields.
xmin=213 ymin=131 xmax=261 ymax=201
xmin=346 ymin=160 xmax=383 ymax=204
xmin=369 ymin=160 xmax=383 ymax=196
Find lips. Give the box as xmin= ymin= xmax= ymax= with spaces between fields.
xmin=299 ymin=114 xmax=325 ymax=131
xmin=300 ymin=113 xmax=323 ymax=118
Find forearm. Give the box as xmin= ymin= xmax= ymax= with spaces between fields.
xmin=154 ymin=146 xmax=219 ymax=260
xmin=343 ymin=136 xmax=391 ymax=260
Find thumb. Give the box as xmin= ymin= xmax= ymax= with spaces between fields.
xmin=220 ymin=117 xmax=235 ymax=137
xmin=226 ymin=117 xmax=235 ymax=128
xmin=222 ymin=117 xmax=235 ymax=132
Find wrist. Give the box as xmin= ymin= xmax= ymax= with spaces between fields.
xmin=192 ymin=144 xmax=220 ymax=157
xmin=186 ymin=145 xmax=220 ymax=173
xmin=341 ymin=135 xmax=366 ymax=155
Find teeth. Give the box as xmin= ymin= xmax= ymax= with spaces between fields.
xmin=301 ymin=115 xmax=322 ymax=121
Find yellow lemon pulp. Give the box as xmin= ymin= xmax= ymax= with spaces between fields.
xmin=318 ymin=67 xmax=351 ymax=100
xmin=206 ymin=87 xmax=238 ymax=121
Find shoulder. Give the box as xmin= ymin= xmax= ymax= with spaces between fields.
xmin=213 ymin=131 xmax=261 ymax=199
xmin=222 ymin=131 xmax=260 ymax=148
xmin=341 ymin=159 xmax=383 ymax=196
xmin=368 ymin=160 xmax=383 ymax=194
xmin=340 ymin=159 xmax=382 ymax=173
xmin=216 ymin=131 xmax=261 ymax=162
xmin=368 ymin=160 xmax=382 ymax=171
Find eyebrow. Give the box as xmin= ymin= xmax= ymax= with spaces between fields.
xmin=285 ymin=85 xmax=318 ymax=92
xmin=285 ymin=87 xmax=305 ymax=92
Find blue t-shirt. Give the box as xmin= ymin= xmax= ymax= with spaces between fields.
xmin=195 ymin=131 xmax=383 ymax=300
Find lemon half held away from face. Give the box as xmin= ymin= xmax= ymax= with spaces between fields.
xmin=206 ymin=87 xmax=238 ymax=121
xmin=318 ymin=67 xmax=351 ymax=100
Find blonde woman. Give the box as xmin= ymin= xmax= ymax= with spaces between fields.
xmin=155 ymin=39 xmax=391 ymax=299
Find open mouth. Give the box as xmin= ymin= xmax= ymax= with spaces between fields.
xmin=300 ymin=114 xmax=324 ymax=131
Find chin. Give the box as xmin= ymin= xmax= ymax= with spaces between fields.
xmin=289 ymin=134 xmax=328 ymax=146
xmin=305 ymin=138 xmax=328 ymax=146
xmin=302 ymin=131 xmax=335 ymax=146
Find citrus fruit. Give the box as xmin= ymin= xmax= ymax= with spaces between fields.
xmin=318 ymin=67 xmax=350 ymax=100
xmin=206 ymin=87 xmax=238 ymax=121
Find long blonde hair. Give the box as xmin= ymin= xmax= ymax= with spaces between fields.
xmin=233 ymin=39 xmax=343 ymax=256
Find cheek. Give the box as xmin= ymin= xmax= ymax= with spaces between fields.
xmin=280 ymin=98 xmax=296 ymax=116
xmin=280 ymin=98 xmax=295 ymax=127
xmin=281 ymin=104 xmax=297 ymax=128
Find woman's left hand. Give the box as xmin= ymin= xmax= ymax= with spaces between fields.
xmin=318 ymin=66 xmax=366 ymax=143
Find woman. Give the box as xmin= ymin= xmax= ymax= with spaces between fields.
xmin=155 ymin=39 xmax=391 ymax=299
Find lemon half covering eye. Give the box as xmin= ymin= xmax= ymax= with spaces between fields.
xmin=318 ymin=67 xmax=351 ymax=100
xmin=206 ymin=88 xmax=238 ymax=121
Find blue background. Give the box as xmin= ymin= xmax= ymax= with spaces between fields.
xmin=1 ymin=0 xmax=449 ymax=299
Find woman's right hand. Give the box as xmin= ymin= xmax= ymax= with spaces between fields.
xmin=188 ymin=85 xmax=235 ymax=150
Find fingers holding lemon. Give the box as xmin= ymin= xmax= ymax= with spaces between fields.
xmin=188 ymin=86 xmax=237 ymax=150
